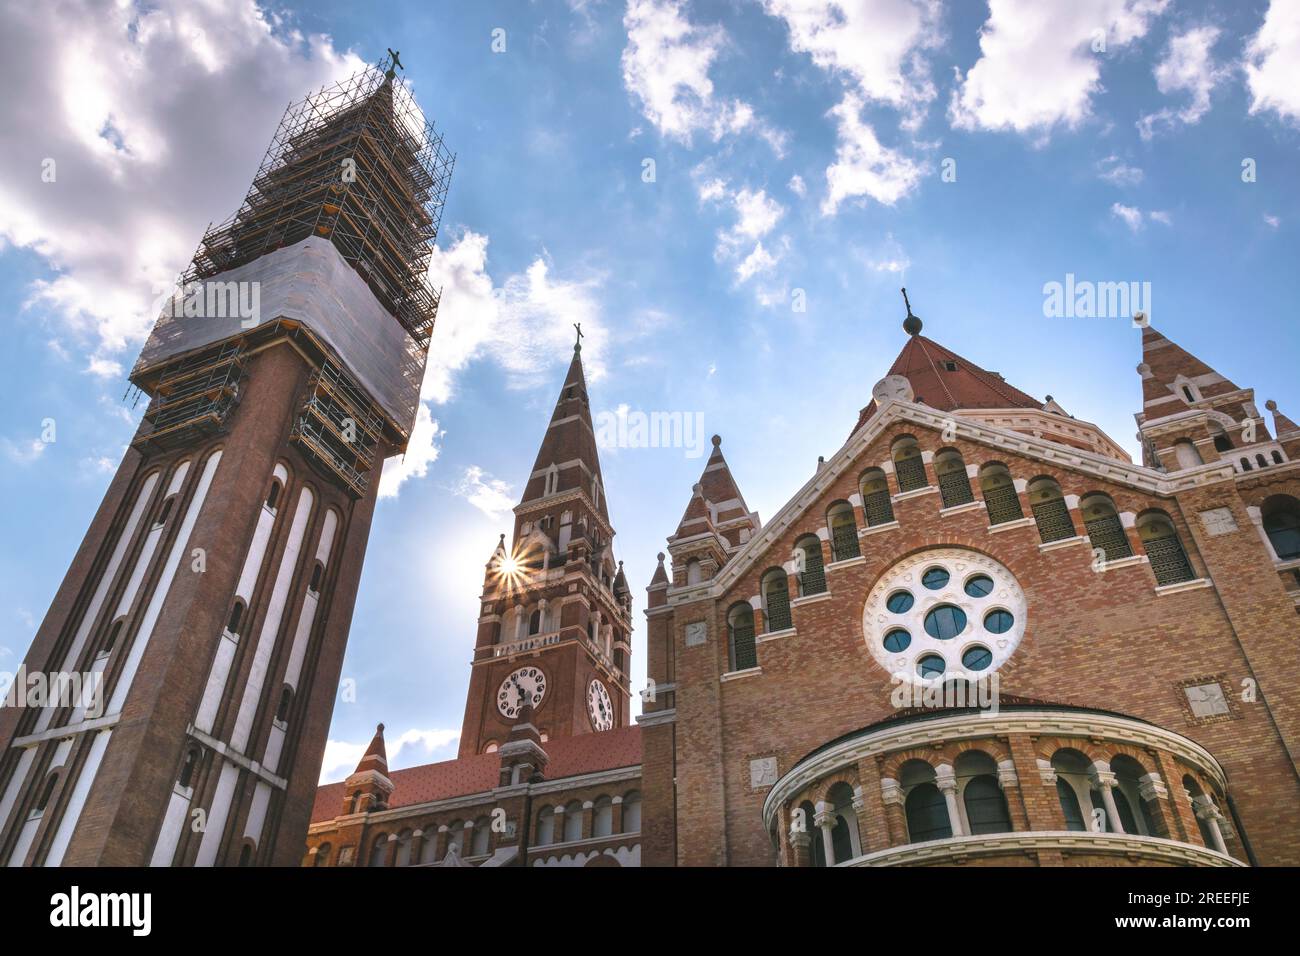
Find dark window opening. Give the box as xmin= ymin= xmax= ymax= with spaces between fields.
xmin=276 ymin=687 xmax=293 ymax=723
xmin=103 ymin=619 xmax=123 ymax=654
xmin=156 ymin=496 xmax=175 ymax=527
xmin=179 ymin=747 xmax=200 ymax=788
xmin=309 ymin=562 xmax=324 ymax=593
xmin=266 ymin=479 xmax=282 ymax=510
xmin=227 ymin=600 xmax=245 ymax=636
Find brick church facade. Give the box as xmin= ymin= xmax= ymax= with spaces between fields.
xmin=2 ymin=54 xmax=1298 ymax=868
xmin=640 ymin=303 xmax=1300 ymax=867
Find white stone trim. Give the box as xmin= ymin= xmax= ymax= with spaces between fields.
xmin=790 ymin=591 xmax=832 ymax=607
xmin=859 ymin=520 xmax=900 ymax=537
xmin=987 ymin=516 xmax=1036 ymax=534
xmin=839 ymin=831 xmax=1243 ymax=867
xmin=1153 ymin=578 xmax=1213 ymax=596
xmin=938 ymin=501 xmax=984 ymax=517
xmin=1038 ymin=535 xmax=1087 ymax=553
xmin=758 ymin=626 xmax=796 ymax=643
xmin=636 ymin=708 xmax=677 ymax=728
xmin=826 ymin=555 xmax=866 ymax=571
xmin=892 ymin=486 xmax=938 ymax=503
xmin=721 ymin=666 xmax=762 ymax=683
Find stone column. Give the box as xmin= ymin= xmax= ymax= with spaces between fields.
xmin=411 ymin=828 xmax=425 ymax=863
xmin=1088 ymin=763 xmax=1125 ymax=833
xmin=935 ymin=764 xmax=964 ymax=837
xmin=813 ymin=802 xmax=836 ymax=866
xmin=1193 ymin=797 xmax=1229 ymax=854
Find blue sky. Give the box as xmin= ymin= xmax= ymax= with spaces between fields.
xmin=0 ymin=0 xmax=1297 ymax=781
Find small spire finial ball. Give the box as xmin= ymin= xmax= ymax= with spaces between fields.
xmin=377 ymin=723 xmax=384 ymax=734
xmin=657 ymin=552 xmax=665 ymax=563
xmin=712 ymin=434 xmax=721 ymax=448
xmin=1267 ymin=399 xmax=1278 ymax=412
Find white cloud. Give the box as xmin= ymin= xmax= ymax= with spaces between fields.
xmin=1137 ymin=26 xmax=1226 ymax=139
xmin=822 ymin=94 xmax=923 ymax=214
xmin=452 ymin=466 xmax=516 ymax=520
xmin=1111 ymin=202 xmax=1144 ymax=232
xmin=788 ymin=173 xmax=807 ymax=197
xmin=2 ymin=436 xmax=48 ymax=465
xmin=697 ymin=176 xmax=728 ymax=202
xmin=950 ymin=0 xmax=1169 ymax=137
xmin=1097 ymin=154 xmax=1144 ymax=186
xmin=1148 ymin=210 xmax=1172 ymax=226
xmin=422 ymin=229 xmax=607 ymax=404
xmin=762 ymin=0 xmax=943 ymax=125
xmin=378 ymin=404 xmax=443 ymax=499
xmin=1265 ymin=213 xmax=1281 ymax=228
xmin=621 ymin=0 xmax=781 ymax=148
xmin=0 ymin=0 xmax=363 ymax=374
xmin=1245 ymin=0 xmax=1300 ymax=124
xmin=85 ymin=356 xmax=123 ymax=379
xmin=319 ymin=727 xmax=460 ymax=783
xmin=736 ymin=241 xmax=779 ymax=282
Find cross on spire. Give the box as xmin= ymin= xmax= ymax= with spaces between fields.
xmin=385 ymin=48 xmax=404 ymax=79
xmin=573 ymin=322 xmax=584 ymax=351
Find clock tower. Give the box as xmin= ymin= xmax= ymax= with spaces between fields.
xmin=458 ymin=341 xmax=633 ymax=757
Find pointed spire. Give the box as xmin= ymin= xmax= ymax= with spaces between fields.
xmin=520 ymin=343 xmax=608 ymax=521
xmin=1137 ymin=324 xmax=1244 ymax=410
xmin=650 ymin=551 xmax=669 ymax=587
xmin=354 ymin=723 xmax=388 ymax=776
xmin=672 ymin=435 xmax=758 ymax=545
xmin=1267 ymin=399 xmax=1300 ymax=439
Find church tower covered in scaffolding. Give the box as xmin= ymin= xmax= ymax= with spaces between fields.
xmin=0 ymin=55 xmax=453 ymax=866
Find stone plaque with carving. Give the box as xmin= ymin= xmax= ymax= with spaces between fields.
xmin=1199 ymin=507 xmax=1238 ymax=536
xmin=1185 ymin=682 xmax=1230 ymax=718
xmin=684 ymin=621 xmax=707 ymax=647
xmin=750 ymin=756 xmax=778 ymax=789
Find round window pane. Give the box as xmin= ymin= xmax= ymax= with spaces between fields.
xmin=916 ymin=654 xmax=945 ymax=678
xmin=984 ymin=609 xmax=1014 ymax=634
xmin=883 ymin=629 xmax=911 ymax=652
xmin=962 ymin=646 xmax=993 ymax=671
xmin=964 ymin=574 xmax=994 ymax=598
xmin=923 ymin=604 xmax=967 ymax=640
xmin=886 ymin=590 xmax=914 ymax=613
xmin=921 ymin=567 xmax=950 ymax=590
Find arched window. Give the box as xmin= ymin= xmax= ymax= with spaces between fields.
xmin=314 ymin=843 xmax=331 ymax=867
xmin=1081 ymin=493 xmax=1132 ymax=561
xmin=33 ymin=774 xmax=58 ymax=817
xmin=1272 ymin=450 xmax=1284 ymax=465
xmin=963 ymin=776 xmax=1012 ymax=834
xmin=1256 ymin=453 xmax=1268 ymax=469
xmin=179 ymin=745 xmax=201 ymax=789
xmin=447 ymin=821 xmax=466 ymax=855
xmin=685 ymin=558 xmax=703 ymax=585
xmin=1263 ymin=495 xmax=1300 ymax=560
xmin=827 ymin=500 xmax=860 ymax=561
xmin=794 ymin=535 xmax=826 ymax=596
xmin=1173 ymin=439 xmax=1203 ymax=469
xmin=1051 ymin=749 xmax=1094 ymax=831
xmin=826 ymin=782 xmax=860 ymax=862
xmin=901 ymin=760 xmax=951 ymax=843
xmin=226 ymin=600 xmax=245 ymax=637
xmin=528 ymin=609 xmax=541 ymax=635
xmin=1056 ymin=779 xmax=1086 ymax=831
xmin=1240 ymin=457 xmax=1252 ymax=472
xmin=1137 ymin=510 xmax=1194 ymax=585
xmin=592 ymin=796 xmax=613 ymax=837
xmin=238 ymin=843 xmax=254 ymax=866
xmin=155 ymin=495 xmax=175 ymax=528
xmin=892 ymin=436 xmax=927 ymax=493
xmin=1111 ymin=756 xmax=1159 ymax=836
xmin=934 ymin=448 xmax=974 ymax=508
xmin=394 ymin=829 xmax=413 ymax=866
xmin=859 ymin=467 xmax=895 ymax=526
xmin=727 ymin=602 xmax=757 ymax=672
xmin=535 ymin=806 xmax=556 ymax=846
xmin=1208 ymin=421 xmax=1233 ymax=452
xmin=562 ymin=802 xmax=583 ymax=843
xmin=420 ymin=830 xmax=441 ymax=864
xmin=904 ymin=784 xmax=951 ymax=843
xmin=1028 ymin=477 xmax=1074 ymax=543
xmin=761 ymin=568 xmax=792 ymax=632
xmin=470 ymin=818 xmax=491 ymax=857
xmin=265 ymin=479 xmax=282 ymax=511
xmin=368 ymin=834 xmax=389 ymax=867
xmin=103 ymin=618 xmax=124 ymax=655
xmin=543 ymin=465 xmax=559 ymax=496
xmin=621 ymin=791 xmax=642 ymax=833
xmin=275 ymin=686 xmax=293 ymax=724
xmin=979 ymin=462 xmax=1023 ymax=525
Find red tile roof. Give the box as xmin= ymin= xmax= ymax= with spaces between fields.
xmin=311 ymin=726 xmax=641 ymax=824
xmin=852 ymin=334 xmax=1042 ymax=434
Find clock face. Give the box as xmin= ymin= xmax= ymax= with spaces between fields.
xmin=587 ymin=679 xmax=614 ymax=731
xmin=497 ymin=666 xmax=546 ymax=720
xmin=871 ymin=374 xmax=914 ymax=405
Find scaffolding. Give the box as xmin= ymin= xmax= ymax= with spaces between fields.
xmin=290 ymin=358 xmax=383 ymax=498
xmin=132 ymin=341 xmax=246 ymax=451
xmin=182 ymin=57 xmax=454 ymax=350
